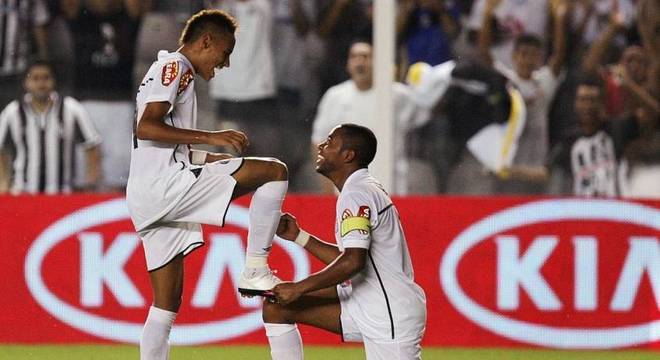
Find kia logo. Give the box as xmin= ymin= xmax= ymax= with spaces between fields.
xmin=440 ymin=199 xmax=660 ymax=349
xmin=25 ymin=198 xmax=310 ymax=344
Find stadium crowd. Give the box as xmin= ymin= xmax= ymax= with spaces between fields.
xmin=0 ymin=0 xmax=658 ymax=198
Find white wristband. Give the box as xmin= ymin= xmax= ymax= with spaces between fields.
xmin=191 ymin=150 xmax=208 ymax=165
xmin=294 ymin=229 xmax=310 ymax=247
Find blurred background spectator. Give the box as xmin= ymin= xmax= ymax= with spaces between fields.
xmin=2 ymin=0 xmax=655 ymax=199
xmin=0 ymin=61 xmax=101 ymax=195
xmin=206 ymin=0 xmax=279 ymax=156
xmin=312 ymin=41 xmax=433 ymax=195
xmin=59 ymin=0 xmax=146 ymax=191
xmin=466 ymin=0 xmax=549 ymax=69
xmin=396 ymin=0 xmax=459 ymax=71
xmin=316 ymin=0 xmax=372 ymax=92
xmin=272 ymin=0 xmax=322 ymax=192
xmin=480 ymin=0 xmax=568 ymax=195
xmin=0 ymin=0 xmax=50 ymax=191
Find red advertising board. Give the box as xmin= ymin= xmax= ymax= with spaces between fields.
xmin=1 ymin=195 xmax=659 ymax=349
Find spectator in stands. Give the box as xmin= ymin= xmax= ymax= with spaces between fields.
xmin=570 ymin=0 xmax=636 ymax=50
xmin=207 ymin=0 xmax=281 ymax=159
xmin=316 ymin=0 xmax=372 ymax=92
xmin=582 ymin=9 xmax=658 ymax=119
xmin=479 ymin=0 xmax=568 ymax=194
xmin=0 ymin=0 xmax=49 ymax=108
xmin=406 ymin=59 xmax=527 ymax=195
xmin=0 ymin=61 xmax=101 ymax=195
xmin=467 ymin=0 xmax=550 ymax=69
xmin=60 ymin=0 xmax=146 ymax=192
xmin=0 ymin=0 xmax=50 ymax=191
xmin=311 ymin=40 xmax=431 ymax=195
xmin=396 ymin=0 xmax=460 ymax=68
xmin=512 ymin=76 xmax=621 ymax=197
xmin=272 ymin=0 xmax=320 ymax=192
xmin=617 ymin=106 xmax=660 ymax=198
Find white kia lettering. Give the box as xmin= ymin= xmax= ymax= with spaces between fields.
xmin=610 ymin=237 xmax=660 ymax=311
xmin=573 ymin=236 xmax=598 ymax=311
xmin=25 ymin=198 xmax=310 ymax=345
xmin=496 ymin=235 xmax=561 ymax=310
xmin=80 ymin=232 xmax=144 ymax=307
xmin=440 ymin=199 xmax=660 ymax=348
xmin=192 ymin=234 xmax=260 ymax=308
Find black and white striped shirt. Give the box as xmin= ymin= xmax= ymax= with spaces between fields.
xmin=0 ymin=0 xmax=49 ymax=76
xmin=0 ymin=92 xmax=101 ymax=194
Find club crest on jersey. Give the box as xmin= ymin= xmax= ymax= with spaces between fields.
xmin=177 ymin=69 xmax=194 ymax=95
xmin=340 ymin=206 xmax=371 ymax=236
xmin=161 ymin=61 xmax=179 ymax=86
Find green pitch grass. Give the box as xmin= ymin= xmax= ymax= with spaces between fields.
xmin=1 ymin=345 xmax=658 ymax=360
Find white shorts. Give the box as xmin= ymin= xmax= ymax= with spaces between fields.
xmin=337 ymin=284 xmax=423 ymax=360
xmin=140 ymin=158 xmax=244 ymax=271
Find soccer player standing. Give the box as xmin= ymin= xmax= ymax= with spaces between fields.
xmin=264 ymin=124 xmax=427 ymax=359
xmin=127 ymin=10 xmax=287 ymax=360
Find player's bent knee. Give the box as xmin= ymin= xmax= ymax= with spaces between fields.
xmin=268 ymin=158 xmax=288 ymax=181
xmin=262 ymin=299 xmax=291 ymax=323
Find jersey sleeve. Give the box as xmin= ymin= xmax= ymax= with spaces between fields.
xmin=337 ymin=191 xmax=376 ymax=249
xmin=0 ymin=105 xmax=12 ymax=148
xmin=146 ymin=59 xmax=190 ymax=105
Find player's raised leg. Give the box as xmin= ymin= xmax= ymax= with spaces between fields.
xmin=261 ymin=287 xmax=342 ymax=360
xmin=140 ymin=253 xmax=184 ymax=360
xmin=231 ymin=157 xmax=289 ymax=296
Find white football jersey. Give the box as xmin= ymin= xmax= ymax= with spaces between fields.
xmin=335 ymin=169 xmax=427 ymax=341
xmin=127 ymin=50 xmax=199 ymax=231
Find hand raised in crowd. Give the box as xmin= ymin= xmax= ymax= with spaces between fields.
xmin=484 ymin=0 xmax=503 ymax=14
xmin=551 ymin=0 xmax=569 ymax=19
xmin=276 ymin=213 xmax=301 ymax=242
xmin=206 ymin=129 xmax=249 ymax=154
xmin=609 ymin=1 xmax=627 ymax=30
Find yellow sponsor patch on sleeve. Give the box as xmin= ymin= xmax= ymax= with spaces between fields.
xmin=340 ymin=216 xmax=371 ymax=237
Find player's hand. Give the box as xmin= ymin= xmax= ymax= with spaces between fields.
xmin=272 ymin=281 xmax=303 ymax=305
xmin=276 ymin=213 xmax=300 ymax=241
xmin=207 ymin=130 xmax=249 ymax=154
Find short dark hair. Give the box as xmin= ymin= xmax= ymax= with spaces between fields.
xmin=514 ymin=34 xmax=543 ymax=51
xmin=24 ymin=60 xmax=55 ymax=80
xmin=576 ymin=74 xmax=605 ymax=97
xmin=349 ymin=37 xmax=373 ymax=49
xmin=179 ymin=9 xmax=238 ymax=45
xmin=338 ymin=124 xmax=377 ymax=167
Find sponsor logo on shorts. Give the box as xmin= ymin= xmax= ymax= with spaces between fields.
xmin=439 ymin=199 xmax=660 ymax=349
xmin=161 ymin=61 xmax=179 ymax=86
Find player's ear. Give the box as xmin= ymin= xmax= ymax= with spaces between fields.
xmin=201 ymin=32 xmax=212 ymax=49
xmin=343 ymin=149 xmax=356 ymax=164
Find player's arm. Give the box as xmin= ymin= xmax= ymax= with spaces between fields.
xmin=477 ymin=0 xmax=501 ymax=66
xmin=136 ymin=101 xmax=248 ymax=153
xmin=84 ymin=146 xmax=100 ymax=190
xmin=581 ymin=8 xmax=625 ymax=76
xmin=548 ymin=0 xmax=568 ymax=76
xmin=273 ymin=247 xmax=367 ymax=306
xmin=277 ymin=213 xmax=341 ymax=264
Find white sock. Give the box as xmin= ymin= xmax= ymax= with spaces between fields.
xmin=140 ymin=306 xmax=177 ymax=360
xmin=265 ymin=323 xmax=303 ymax=360
xmin=246 ymin=180 xmax=288 ymax=262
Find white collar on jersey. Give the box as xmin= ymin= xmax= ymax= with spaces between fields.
xmin=343 ymin=168 xmax=370 ymax=189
